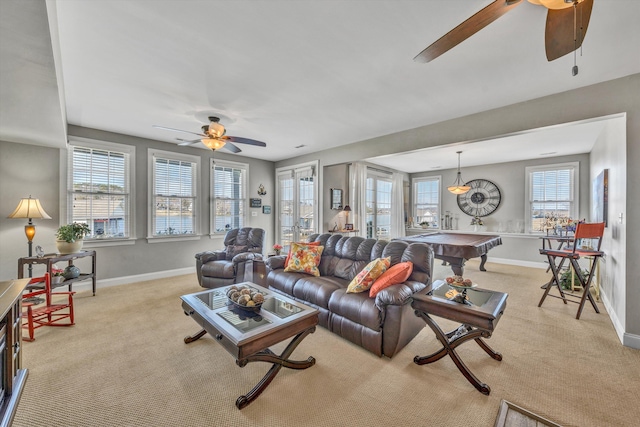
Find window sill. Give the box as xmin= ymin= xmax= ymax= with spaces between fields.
xmin=83 ymin=238 xmax=136 ymax=248
xmin=146 ymin=235 xmax=201 ymax=244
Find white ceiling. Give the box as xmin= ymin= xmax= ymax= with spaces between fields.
xmin=2 ymin=0 xmax=640 ymax=167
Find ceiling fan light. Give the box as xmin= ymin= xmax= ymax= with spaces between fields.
xmin=208 ymin=122 xmax=225 ymax=138
xmin=539 ymin=0 xmax=578 ymax=10
xmin=201 ymin=138 xmax=226 ymax=151
xmin=527 ymin=0 xmax=543 ymax=5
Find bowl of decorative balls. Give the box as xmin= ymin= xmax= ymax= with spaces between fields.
xmin=226 ymin=284 xmax=266 ymax=313
xmin=445 ymin=275 xmax=477 ymax=291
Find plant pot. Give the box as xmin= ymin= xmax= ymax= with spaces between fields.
xmin=56 ymin=239 xmax=84 ymax=255
xmin=51 ymin=276 xmax=65 ymax=285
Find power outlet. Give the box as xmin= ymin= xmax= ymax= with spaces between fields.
xmin=252 ymin=211 xmax=257 ymax=217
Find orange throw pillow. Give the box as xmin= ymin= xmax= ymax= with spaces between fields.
xmin=284 ymin=241 xmax=320 ymax=268
xmin=369 ymin=261 xmax=414 ymax=298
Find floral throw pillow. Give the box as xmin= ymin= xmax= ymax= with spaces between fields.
xmin=284 ymin=241 xmax=321 ymax=268
xmin=284 ymin=243 xmax=324 ymax=277
xmin=347 ymin=257 xmax=391 ymax=293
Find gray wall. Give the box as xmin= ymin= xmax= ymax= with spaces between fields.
xmin=0 ymin=126 xmax=276 ymax=283
xmin=276 ymin=74 xmax=639 ymax=346
xmin=322 ymin=163 xmax=349 ymax=231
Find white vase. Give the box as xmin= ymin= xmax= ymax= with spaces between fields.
xmin=56 ymin=240 xmax=84 ymax=255
xmin=51 ymin=276 xmax=65 ymax=285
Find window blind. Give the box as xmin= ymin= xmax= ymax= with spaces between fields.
xmin=152 ymin=156 xmax=197 ymax=236
xmin=213 ymin=162 xmax=246 ymax=233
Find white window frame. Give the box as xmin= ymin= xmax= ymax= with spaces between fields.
xmin=63 ymin=137 xmax=136 ymax=247
xmin=525 ymin=162 xmax=579 ymax=234
xmin=147 ymin=148 xmax=200 ymax=243
xmin=210 ymin=158 xmax=249 ymax=236
xmin=412 ymin=175 xmax=441 ymax=229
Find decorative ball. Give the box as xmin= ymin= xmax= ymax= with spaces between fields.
xmin=230 ymin=291 xmax=241 ymax=302
xmin=63 ymin=265 xmax=80 ymax=280
xmin=237 ymin=295 xmax=250 ymax=306
xmin=240 ymin=288 xmax=251 ymax=295
xmin=246 ymin=300 xmax=256 ymax=307
xmin=252 ymin=293 xmax=265 ymax=304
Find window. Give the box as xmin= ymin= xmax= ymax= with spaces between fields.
xmin=211 ymin=159 xmax=248 ymax=234
xmin=67 ymin=138 xmax=134 ymax=240
xmin=412 ymin=176 xmax=440 ymax=229
xmin=149 ymin=149 xmax=199 ymax=238
xmin=526 ymin=162 xmax=579 ymax=233
xmin=365 ymin=170 xmax=392 ymax=239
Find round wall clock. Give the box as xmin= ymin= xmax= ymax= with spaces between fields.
xmin=457 ymin=179 xmax=502 ymax=217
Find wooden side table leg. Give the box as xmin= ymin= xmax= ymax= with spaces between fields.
xmin=235 ymin=326 xmax=316 ymax=409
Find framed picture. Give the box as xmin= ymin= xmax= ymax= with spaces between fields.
xmin=250 ymin=198 xmax=262 ymax=208
xmin=344 ymin=223 xmax=354 ymax=231
xmin=262 ymin=205 xmax=271 ymax=214
xmin=330 ymin=188 xmax=343 ymax=210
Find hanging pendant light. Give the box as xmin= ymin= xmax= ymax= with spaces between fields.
xmin=447 ymin=151 xmax=471 ymax=195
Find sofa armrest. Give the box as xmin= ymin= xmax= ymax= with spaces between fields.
xmin=265 ymin=255 xmax=286 ymax=271
xmin=374 ymin=280 xmax=427 ymax=311
xmin=232 ymin=252 xmax=263 ymax=264
xmin=196 ymin=250 xmax=226 ymax=264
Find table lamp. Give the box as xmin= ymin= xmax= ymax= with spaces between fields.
xmin=8 ymin=196 xmax=51 ymax=277
xmin=343 ymin=205 xmax=351 ymax=228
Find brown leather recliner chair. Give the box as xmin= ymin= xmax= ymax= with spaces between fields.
xmin=195 ymin=227 xmax=266 ymax=288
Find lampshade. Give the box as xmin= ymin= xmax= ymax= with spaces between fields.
xmin=343 ymin=205 xmax=351 ymax=212
xmin=201 ymin=138 xmax=227 ymax=151
xmin=8 ymin=196 xmax=52 ymax=220
xmin=447 ymin=151 xmax=471 ymax=195
xmin=208 ymin=121 xmax=226 ymax=138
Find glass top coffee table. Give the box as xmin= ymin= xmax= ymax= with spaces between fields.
xmin=411 ymin=279 xmax=508 ymax=395
xmin=181 ymin=282 xmax=319 ymax=409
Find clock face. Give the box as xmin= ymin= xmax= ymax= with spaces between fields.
xmin=457 ymin=179 xmax=501 ymax=217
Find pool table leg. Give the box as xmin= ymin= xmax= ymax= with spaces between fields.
xmin=479 ymin=254 xmax=488 ymax=271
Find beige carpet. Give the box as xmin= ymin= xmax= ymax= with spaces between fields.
xmin=13 ymin=261 xmax=640 ymax=427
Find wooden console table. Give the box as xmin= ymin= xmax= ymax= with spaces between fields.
xmin=18 ymin=251 xmax=97 ymax=296
xmin=0 ymin=278 xmax=29 ymax=427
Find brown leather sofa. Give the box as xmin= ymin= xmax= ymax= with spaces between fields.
xmin=195 ymin=227 xmax=266 ymax=288
xmin=265 ymin=233 xmax=434 ymax=358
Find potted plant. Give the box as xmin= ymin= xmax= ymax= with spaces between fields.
xmin=419 ymin=221 xmax=430 ymax=229
xmin=51 ymin=266 xmax=65 ymax=285
xmin=56 ymin=222 xmax=91 ymax=254
xmin=273 ymin=244 xmax=283 ymax=256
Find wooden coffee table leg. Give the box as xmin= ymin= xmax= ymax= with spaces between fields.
xmin=235 ymin=326 xmax=316 ymax=409
xmin=184 ymin=328 xmax=207 ymax=343
xmin=414 ymin=312 xmax=495 ymax=395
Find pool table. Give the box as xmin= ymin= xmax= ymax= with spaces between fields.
xmin=395 ymin=233 xmax=502 ymax=276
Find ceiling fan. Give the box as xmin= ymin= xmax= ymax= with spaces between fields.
xmin=153 ymin=116 xmax=267 ymax=153
xmin=413 ymin=0 xmax=593 ymax=66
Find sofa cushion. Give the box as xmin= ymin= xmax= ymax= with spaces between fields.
xmin=284 ymin=243 xmax=324 ymax=276
xmin=369 ymin=261 xmax=414 ymax=298
xmin=201 ymin=260 xmax=235 ymax=279
xmin=292 ymin=275 xmax=347 ymax=309
xmin=328 ymin=289 xmax=383 ymax=331
xmin=346 ymin=257 xmax=391 ymax=293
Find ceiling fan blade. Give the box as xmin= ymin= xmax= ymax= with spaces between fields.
xmin=413 ymin=0 xmax=523 ymax=63
xmin=176 ymin=138 xmax=201 ymax=146
xmin=221 ymin=141 xmax=242 ymax=153
xmin=152 ymin=125 xmax=206 ymax=138
xmin=225 ymin=136 xmax=267 ymax=147
xmin=545 ymin=0 xmax=593 ymax=61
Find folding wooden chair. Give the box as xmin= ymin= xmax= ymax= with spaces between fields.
xmin=22 ymin=273 xmax=76 ymax=341
xmin=538 ymin=222 xmax=605 ymax=319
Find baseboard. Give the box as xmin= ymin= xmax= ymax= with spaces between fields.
xmin=70 ymin=267 xmax=196 ymax=290
xmin=488 ymin=257 xmax=547 ymax=270
xmin=599 ymin=289 xmax=640 ymax=350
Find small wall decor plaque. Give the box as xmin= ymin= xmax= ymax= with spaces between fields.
xmin=250 ymin=198 xmax=262 ymax=208
xmin=262 ymin=205 xmax=271 ymax=214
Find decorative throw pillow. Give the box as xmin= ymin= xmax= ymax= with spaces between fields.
xmin=369 ymin=261 xmax=414 ymax=298
xmin=284 ymin=241 xmax=321 ymax=268
xmin=284 ymin=243 xmax=324 ymax=277
xmin=226 ymin=245 xmax=248 ymax=261
xmin=347 ymin=257 xmax=391 ymax=293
